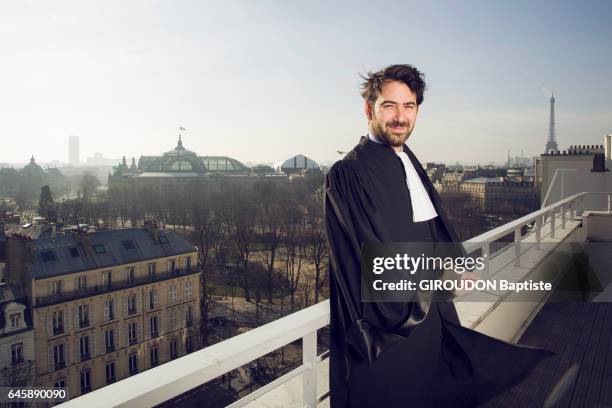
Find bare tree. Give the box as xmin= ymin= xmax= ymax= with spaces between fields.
xmin=189 ymin=183 xmax=220 ymax=347
xmin=305 ymin=194 xmax=329 ymax=304
xmin=80 ymin=172 xmax=101 ymax=202
xmin=221 ymin=183 xmax=258 ymax=302
xmin=280 ymin=199 xmax=307 ymax=311
xmin=255 ymin=181 xmax=283 ymax=305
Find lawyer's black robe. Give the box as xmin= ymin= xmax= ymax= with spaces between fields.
xmin=324 ymin=136 xmax=553 ymax=407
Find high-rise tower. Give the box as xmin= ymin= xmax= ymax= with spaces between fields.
xmin=544 ymin=94 xmax=559 ymax=154
xmin=69 ymin=135 xmax=80 ymax=165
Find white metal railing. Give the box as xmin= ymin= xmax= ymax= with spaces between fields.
xmin=464 ymin=192 xmax=612 ymax=277
xmin=57 ymin=191 xmax=612 ymax=408
xmin=57 ymin=301 xmax=329 ymax=408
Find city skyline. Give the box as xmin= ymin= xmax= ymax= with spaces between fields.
xmin=1 ymin=1 xmax=610 ymax=165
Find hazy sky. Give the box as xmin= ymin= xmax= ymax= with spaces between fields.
xmin=1 ymin=0 xmax=610 ymax=166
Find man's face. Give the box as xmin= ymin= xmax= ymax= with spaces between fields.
xmin=365 ymin=80 xmax=419 ymax=149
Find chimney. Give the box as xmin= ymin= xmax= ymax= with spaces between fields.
xmin=605 ymin=134 xmax=612 ymax=161
xmin=143 ymin=220 xmax=160 ymax=242
xmin=592 ymin=153 xmax=606 ymax=172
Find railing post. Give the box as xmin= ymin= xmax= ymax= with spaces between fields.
xmin=550 ymin=209 xmax=556 ymax=238
xmin=561 ymin=204 xmax=566 ymax=229
xmin=577 ymin=197 xmax=584 ymax=217
xmin=535 ymin=216 xmax=541 ymax=250
xmin=514 ymin=227 xmax=521 ymax=266
xmin=608 ymin=193 xmax=611 ymax=215
xmin=570 ymin=201 xmax=575 ymax=220
xmin=303 ymin=331 xmax=317 ymax=408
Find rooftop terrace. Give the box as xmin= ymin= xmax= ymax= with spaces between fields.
xmin=57 ymin=191 xmax=612 ymax=408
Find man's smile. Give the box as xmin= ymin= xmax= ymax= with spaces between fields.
xmin=388 ymin=123 xmax=408 ymax=133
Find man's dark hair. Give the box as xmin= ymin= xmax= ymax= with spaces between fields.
xmin=360 ymin=64 xmax=427 ymax=106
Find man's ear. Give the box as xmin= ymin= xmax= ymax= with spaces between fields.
xmin=364 ymin=100 xmax=373 ymax=121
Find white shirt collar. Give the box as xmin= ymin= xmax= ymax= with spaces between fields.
xmin=367 ymin=133 xmax=437 ymax=222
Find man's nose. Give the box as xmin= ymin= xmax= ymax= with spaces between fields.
xmin=393 ymin=106 xmax=406 ymax=122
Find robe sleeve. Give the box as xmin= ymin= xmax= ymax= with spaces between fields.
xmin=324 ymin=160 xmax=408 ymax=367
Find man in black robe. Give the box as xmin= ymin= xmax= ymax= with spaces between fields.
xmin=323 ymin=64 xmax=553 ymax=407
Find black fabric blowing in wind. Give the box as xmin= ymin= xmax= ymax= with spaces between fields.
xmin=323 ymin=136 xmax=553 ymax=407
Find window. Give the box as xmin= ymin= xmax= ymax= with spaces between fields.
xmin=102 ymin=271 xmax=112 ymax=288
xmin=69 ymin=247 xmax=80 ymax=258
xmin=170 ymin=339 xmax=178 ymax=359
xmin=41 ymin=250 xmax=57 ymax=262
xmin=78 ymin=304 xmax=90 ymax=328
xmin=150 ymin=315 xmax=159 ymax=338
xmin=170 ymin=309 xmax=177 ymax=331
xmin=105 ymin=328 xmax=115 ymax=352
xmin=184 ymin=279 xmax=193 ymax=298
xmin=52 ymin=280 xmax=63 ymax=295
xmin=170 ymin=160 xmax=192 ymax=171
xmin=168 ymin=259 xmax=176 ymax=274
xmin=150 ymin=346 xmax=159 ymax=367
xmin=186 ymin=334 xmax=193 ymax=353
xmin=169 ymin=285 xmax=177 ymax=304
xmin=92 ymin=243 xmax=106 ymax=254
xmin=149 ymin=289 xmax=158 ymax=310
xmin=80 ymin=369 xmax=91 ymax=394
xmin=128 ymin=353 xmax=138 ymax=375
xmin=127 ymin=294 xmax=137 ymax=315
xmin=77 ymin=275 xmax=87 ymax=290
xmin=53 ymin=343 xmax=65 ymax=370
xmin=121 ymin=240 xmax=135 ymax=250
xmin=104 ymin=298 xmax=115 ymax=321
xmin=184 ymin=256 xmax=191 ymax=271
xmin=159 ymin=235 xmax=169 ymax=244
xmin=52 ymin=310 xmax=64 ymax=335
xmin=186 ymin=305 xmax=193 ymax=327
xmin=148 ymin=263 xmax=156 ymax=280
xmin=128 ymin=321 xmax=138 ymax=345
xmin=105 ymin=361 xmax=116 ymax=384
xmin=79 ymin=335 xmax=90 ymax=361
xmin=54 ymin=379 xmax=66 ymax=389
xmin=126 ymin=266 xmax=135 ymax=283
xmin=11 ymin=343 xmax=23 ymax=365
xmin=10 ymin=313 xmax=21 ymax=328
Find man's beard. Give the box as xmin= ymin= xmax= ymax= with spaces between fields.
xmin=370 ymin=118 xmax=413 ymax=147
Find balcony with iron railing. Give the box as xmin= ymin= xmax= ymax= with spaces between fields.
xmin=52 ymin=325 xmax=64 ymax=336
xmin=57 ymin=191 xmax=612 ymax=408
xmin=54 ymin=360 xmax=66 ymax=371
xmin=35 ymin=266 xmax=200 ymax=308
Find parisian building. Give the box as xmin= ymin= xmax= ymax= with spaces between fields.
xmin=0 ymin=283 xmax=35 ymax=390
xmin=108 ymin=136 xmax=252 ymax=194
xmin=460 ymin=177 xmax=538 ymax=212
xmin=538 ymin=141 xmax=608 ymax=204
xmin=4 ymin=224 xmax=201 ymax=398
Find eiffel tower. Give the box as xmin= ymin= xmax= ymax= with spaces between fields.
xmin=544 ymin=93 xmax=559 ymax=154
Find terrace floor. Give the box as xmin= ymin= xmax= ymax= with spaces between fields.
xmin=481 ymin=301 xmax=612 ymax=407
xmin=482 ymin=240 xmax=612 ymax=407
